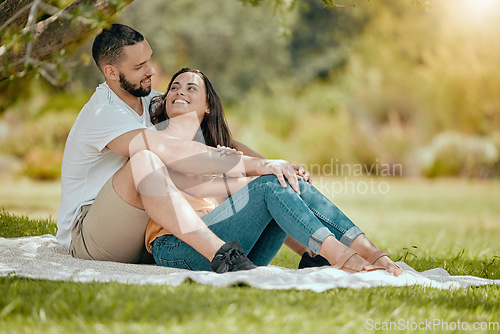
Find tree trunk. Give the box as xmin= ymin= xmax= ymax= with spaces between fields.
xmin=0 ymin=0 xmax=136 ymax=81
xmin=0 ymin=0 xmax=50 ymax=28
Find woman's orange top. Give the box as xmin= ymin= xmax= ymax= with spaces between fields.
xmin=144 ymin=190 xmax=224 ymax=253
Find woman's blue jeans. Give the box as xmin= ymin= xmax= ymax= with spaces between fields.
xmin=151 ymin=174 xmax=364 ymax=271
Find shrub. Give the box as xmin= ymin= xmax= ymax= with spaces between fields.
xmin=0 ymin=111 xmax=76 ymax=180
xmin=418 ymin=132 xmax=498 ymax=178
xmin=22 ymin=147 xmax=63 ymax=180
xmin=491 ymin=132 xmax=500 ymax=177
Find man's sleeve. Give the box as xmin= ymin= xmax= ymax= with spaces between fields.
xmin=83 ymin=106 xmax=147 ymax=152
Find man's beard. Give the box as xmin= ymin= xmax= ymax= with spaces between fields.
xmin=119 ymin=73 xmax=151 ymax=97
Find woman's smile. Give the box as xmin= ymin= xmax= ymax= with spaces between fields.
xmin=173 ymin=98 xmax=189 ymax=104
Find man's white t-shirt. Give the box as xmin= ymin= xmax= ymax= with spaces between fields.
xmin=56 ymin=82 xmax=160 ymax=250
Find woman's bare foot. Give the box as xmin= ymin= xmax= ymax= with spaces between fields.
xmin=332 ymin=249 xmax=383 ymax=273
xmin=371 ymin=253 xmax=404 ymax=277
xmin=350 ymin=235 xmax=404 ymax=277
xmin=319 ymin=236 xmax=383 ymax=273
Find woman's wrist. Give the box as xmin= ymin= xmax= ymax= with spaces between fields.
xmin=238 ymin=157 xmax=270 ymax=176
xmin=254 ymin=158 xmax=272 ymax=176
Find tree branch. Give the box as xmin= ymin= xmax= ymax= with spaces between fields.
xmin=32 ymin=0 xmax=135 ymax=59
xmin=0 ymin=0 xmax=51 ymax=29
xmin=0 ymin=0 xmax=135 ymax=82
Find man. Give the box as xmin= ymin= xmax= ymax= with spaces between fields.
xmin=56 ymin=24 xmax=300 ymax=272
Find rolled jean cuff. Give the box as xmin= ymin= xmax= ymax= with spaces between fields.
xmin=308 ymin=226 xmax=335 ymax=254
xmin=339 ymin=226 xmax=364 ymax=247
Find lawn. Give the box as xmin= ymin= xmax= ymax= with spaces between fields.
xmin=1 ymin=176 xmax=499 ymax=333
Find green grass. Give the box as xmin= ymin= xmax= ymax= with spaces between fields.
xmin=1 ymin=177 xmax=499 ymax=333
xmin=0 ymin=210 xmax=56 ymax=238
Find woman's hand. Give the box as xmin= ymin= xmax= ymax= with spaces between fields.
xmin=258 ymin=159 xmax=301 ymax=195
xmin=216 ymin=145 xmax=243 ymax=156
xmin=294 ymin=165 xmax=312 ymax=184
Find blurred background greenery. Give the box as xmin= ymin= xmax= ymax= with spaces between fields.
xmin=1 ymin=0 xmax=499 ymax=180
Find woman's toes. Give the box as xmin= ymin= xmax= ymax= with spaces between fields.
xmin=393 ymin=266 xmax=404 ymax=277
xmin=374 ymin=256 xmax=403 ymax=276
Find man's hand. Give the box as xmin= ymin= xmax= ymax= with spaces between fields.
xmin=216 ymin=145 xmax=243 ymax=156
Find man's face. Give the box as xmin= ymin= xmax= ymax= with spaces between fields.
xmin=119 ymin=72 xmax=150 ymax=97
xmin=116 ymin=40 xmax=155 ymax=97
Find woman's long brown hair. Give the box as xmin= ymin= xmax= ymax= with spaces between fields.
xmin=150 ymin=68 xmax=233 ymax=148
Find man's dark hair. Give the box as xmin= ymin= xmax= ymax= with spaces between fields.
xmin=92 ymin=23 xmax=144 ymax=70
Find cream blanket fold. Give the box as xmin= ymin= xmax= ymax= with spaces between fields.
xmin=1 ymin=235 xmax=499 ymax=292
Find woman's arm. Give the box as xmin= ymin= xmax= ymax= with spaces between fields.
xmin=232 ymin=140 xmax=266 ymax=159
xmin=233 ymin=140 xmax=312 ymax=184
xmin=168 ymin=170 xmax=258 ymax=198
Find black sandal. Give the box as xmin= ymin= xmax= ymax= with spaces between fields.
xmin=298 ymin=252 xmax=330 ymax=269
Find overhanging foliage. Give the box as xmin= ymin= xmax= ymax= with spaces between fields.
xmin=0 ymin=0 xmax=353 ymax=86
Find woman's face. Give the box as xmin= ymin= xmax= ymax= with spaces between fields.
xmin=165 ymin=72 xmax=208 ymax=123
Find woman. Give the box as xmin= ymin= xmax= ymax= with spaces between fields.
xmin=146 ymin=68 xmax=403 ymax=276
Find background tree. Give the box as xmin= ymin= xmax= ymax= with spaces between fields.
xmin=0 ymin=0 xmax=135 ymax=80
xmin=1 ymin=0 xmax=499 ymax=179
xmin=0 ymin=0 xmax=134 ymax=110
xmin=0 ymin=0 xmax=350 ymax=111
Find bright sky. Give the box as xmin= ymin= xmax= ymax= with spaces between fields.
xmin=454 ymin=0 xmax=499 ymax=25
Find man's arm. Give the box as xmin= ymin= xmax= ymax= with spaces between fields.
xmin=107 ymin=129 xmax=300 ymax=193
xmin=109 ymin=129 xmax=260 ymax=174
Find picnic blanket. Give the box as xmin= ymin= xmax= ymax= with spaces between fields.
xmin=1 ymin=235 xmax=499 ymax=292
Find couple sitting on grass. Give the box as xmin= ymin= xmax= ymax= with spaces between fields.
xmin=56 ymin=24 xmax=402 ymax=277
